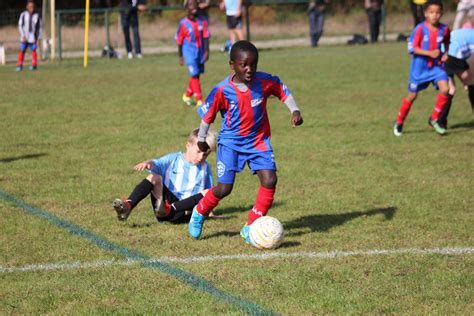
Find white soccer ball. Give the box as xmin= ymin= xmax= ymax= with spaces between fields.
xmin=249 ymin=216 xmax=284 ymax=249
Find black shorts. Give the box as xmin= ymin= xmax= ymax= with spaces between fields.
xmin=445 ymin=56 xmax=469 ymax=76
xmin=226 ymin=15 xmax=242 ymax=29
xmin=155 ymin=186 xmax=191 ymax=224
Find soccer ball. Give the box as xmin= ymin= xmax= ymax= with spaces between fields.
xmin=249 ymin=216 xmax=284 ymax=249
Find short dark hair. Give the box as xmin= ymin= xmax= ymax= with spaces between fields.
xmin=230 ymin=40 xmax=259 ymax=62
xmin=424 ymin=0 xmax=443 ymax=11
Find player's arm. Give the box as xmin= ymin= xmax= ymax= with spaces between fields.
xmin=236 ymin=0 xmax=242 ymax=17
xmin=285 ymin=96 xmax=303 ymax=127
xmin=196 ymin=86 xmax=223 ymax=151
xmin=409 ymin=26 xmax=440 ymax=59
xmin=203 ymin=21 xmax=210 ymax=61
xmin=19 ymin=13 xmax=26 ymax=42
xmin=176 ymin=23 xmax=185 ymax=65
xmin=134 ymin=160 xmax=153 ymax=171
xmin=178 ymin=44 xmax=184 ymax=65
xmin=442 ymin=28 xmax=451 ymax=62
xmin=267 ymin=76 xmax=303 ymax=127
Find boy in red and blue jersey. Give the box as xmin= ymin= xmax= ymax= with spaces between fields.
xmin=176 ymin=0 xmax=210 ymax=107
xmin=188 ymin=40 xmax=304 ymax=242
xmin=394 ymin=0 xmax=450 ymax=136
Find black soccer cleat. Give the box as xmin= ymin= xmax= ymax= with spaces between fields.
xmin=113 ymin=198 xmax=132 ymax=221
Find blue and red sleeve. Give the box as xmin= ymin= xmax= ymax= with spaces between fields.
xmin=261 ymin=75 xmax=291 ymax=102
xmin=175 ymin=20 xmax=187 ymax=45
xmin=408 ymin=24 xmax=423 ymax=54
xmin=197 ymin=85 xmax=225 ymax=124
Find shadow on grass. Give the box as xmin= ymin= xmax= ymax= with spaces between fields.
xmin=284 ymin=206 xmax=396 ymax=237
xmin=449 ymin=120 xmax=474 ymax=130
xmin=202 ymin=230 xmax=241 ymax=240
xmin=0 ymin=153 xmax=48 ymax=163
xmin=212 ymin=201 xmax=284 ymax=216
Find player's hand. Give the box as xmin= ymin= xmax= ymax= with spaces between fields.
xmin=179 ymin=56 xmax=184 ymax=66
xmin=21 ymin=36 xmax=26 ymax=42
xmin=204 ymin=50 xmax=209 ymax=62
xmin=134 ymin=161 xmax=152 ymax=171
xmin=219 ymin=1 xmax=225 ymax=10
xmin=137 ymin=4 xmax=146 ymax=12
xmin=441 ymin=52 xmax=448 ymax=62
xmin=197 ymin=141 xmax=210 ymax=152
xmin=430 ymin=49 xmax=441 ymax=59
xmin=291 ymin=111 xmax=303 ymax=127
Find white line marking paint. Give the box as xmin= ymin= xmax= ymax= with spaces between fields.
xmin=1 ymin=247 xmax=473 ymax=273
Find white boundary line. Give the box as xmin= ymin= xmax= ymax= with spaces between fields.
xmin=1 ymin=247 xmax=473 ymax=274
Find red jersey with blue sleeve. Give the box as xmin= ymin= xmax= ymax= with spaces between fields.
xmin=175 ymin=17 xmax=209 ymax=65
xmin=407 ymin=22 xmax=450 ymax=86
xmin=197 ymin=72 xmax=291 ymax=153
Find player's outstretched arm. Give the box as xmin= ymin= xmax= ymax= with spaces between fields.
xmin=134 ymin=160 xmax=153 ymax=171
xmin=291 ymin=111 xmax=303 ymax=127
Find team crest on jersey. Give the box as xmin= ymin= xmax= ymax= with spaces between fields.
xmin=217 ymin=161 xmax=226 ymax=178
xmin=423 ymin=35 xmax=429 ymax=42
xmin=251 ymin=98 xmax=263 ymax=107
xmin=229 ymin=100 xmax=237 ymax=109
xmin=200 ymin=102 xmax=210 ymax=114
xmin=188 ymin=27 xmax=193 ymax=34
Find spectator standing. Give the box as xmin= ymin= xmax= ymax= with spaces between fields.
xmin=308 ymin=0 xmax=330 ymax=47
xmin=410 ymin=0 xmax=426 ymax=27
xmin=220 ymin=0 xmax=244 ymax=48
xmin=365 ymin=0 xmax=383 ymax=43
xmin=120 ymin=0 xmax=146 ymax=59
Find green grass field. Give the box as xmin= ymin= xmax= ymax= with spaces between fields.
xmin=1 ymin=43 xmax=473 ymax=314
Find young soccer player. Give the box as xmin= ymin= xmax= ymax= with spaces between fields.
xmin=176 ymin=0 xmax=210 ymax=107
xmin=113 ymin=129 xmax=216 ymax=223
xmin=188 ymin=40 xmax=304 ymax=242
xmin=16 ymin=0 xmax=43 ymax=72
xmin=220 ymin=0 xmax=244 ymax=51
xmin=393 ymin=0 xmax=451 ymax=136
xmin=439 ymin=28 xmax=474 ymax=125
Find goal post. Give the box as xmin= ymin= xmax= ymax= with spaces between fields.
xmin=83 ymin=0 xmax=90 ymax=68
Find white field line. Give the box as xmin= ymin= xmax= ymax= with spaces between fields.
xmin=1 ymin=247 xmax=473 ymax=274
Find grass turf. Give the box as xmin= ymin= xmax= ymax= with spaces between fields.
xmin=0 ymin=43 xmax=473 ymax=314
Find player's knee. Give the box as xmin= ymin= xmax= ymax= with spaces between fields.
xmin=213 ymin=183 xmax=233 ymax=198
xmin=439 ymin=86 xmax=449 ymax=95
xmin=261 ymin=174 xmax=277 ymax=189
xmin=146 ymin=174 xmax=162 ymax=186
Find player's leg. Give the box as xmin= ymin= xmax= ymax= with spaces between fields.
xmin=183 ymin=62 xmax=199 ymax=106
xmin=16 ymin=42 xmax=28 ymax=71
xmin=438 ymin=76 xmax=456 ymax=128
xmin=314 ymin=10 xmax=326 ymax=46
xmin=429 ymin=79 xmax=449 ymax=135
xmin=189 ymin=145 xmax=238 ymax=239
xmin=131 ymin=12 xmax=142 ymax=58
xmin=190 ymin=74 xmax=203 ymax=105
xmin=121 ymin=13 xmax=133 ymax=58
xmin=113 ymin=174 xmax=158 ymax=221
xmin=394 ymin=91 xmax=418 ymax=136
xmin=30 ymin=42 xmax=38 ymax=70
xmin=240 ymin=152 xmax=277 ymax=243
xmin=468 ymin=85 xmax=474 ymax=111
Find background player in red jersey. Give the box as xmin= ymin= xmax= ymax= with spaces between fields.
xmin=393 ymin=0 xmax=451 ymax=136
xmin=176 ymin=0 xmax=210 ymax=107
xmin=188 ymin=40 xmax=303 ymax=242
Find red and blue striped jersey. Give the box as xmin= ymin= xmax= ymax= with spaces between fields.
xmin=197 ymin=72 xmax=291 ymax=153
xmin=175 ymin=17 xmax=209 ymax=64
xmin=408 ymin=22 xmax=450 ymax=71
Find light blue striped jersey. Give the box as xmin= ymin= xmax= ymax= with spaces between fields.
xmin=448 ymin=29 xmax=474 ymax=60
xmin=149 ymin=152 xmax=213 ymax=200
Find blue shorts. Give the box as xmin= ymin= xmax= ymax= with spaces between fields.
xmin=20 ymin=42 xmax=37 ymax=52
xmin=216 ymin=144 xmax=277 ymax=184
xmin=408 ymin=70 xmax=449 ymax=93
xmin=186 ymin=61 xmax=204 ymax=77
